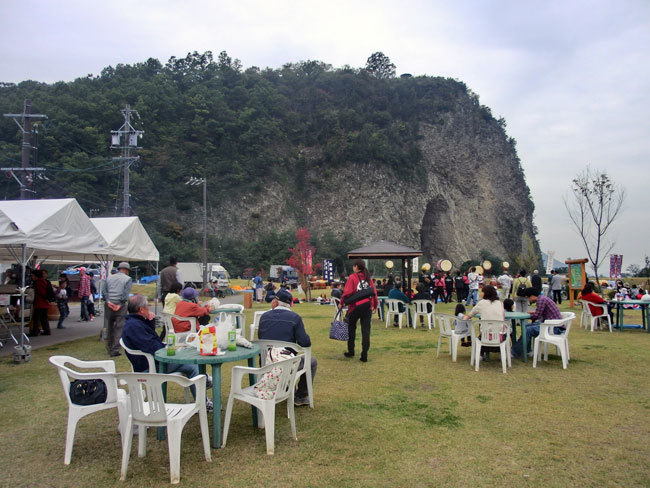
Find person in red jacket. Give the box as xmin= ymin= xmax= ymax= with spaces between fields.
xmin=29 ymin=269 xmax=51 ymax=336
xmin=171 ymin=287 xmax=212 ymax=333
xmin=340 ymin=259 xmax=378 ymax=363
xmin=580 ymin=282 xmax=614 ymax=323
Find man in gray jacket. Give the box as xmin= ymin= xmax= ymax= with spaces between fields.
xmin=103 ymin=262 xmax=133 ymax=357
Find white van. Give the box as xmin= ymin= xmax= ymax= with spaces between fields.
xmin=209 ymin=263 xmax=231 ymax=292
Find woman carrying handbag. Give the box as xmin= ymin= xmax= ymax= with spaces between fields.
xmin=340 ymin=259 xmax=378 ymax=363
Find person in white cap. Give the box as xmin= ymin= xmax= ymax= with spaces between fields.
xmin=102 ymin=262 xmax=133 ymax=357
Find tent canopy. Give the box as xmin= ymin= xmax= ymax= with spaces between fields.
xmin=0 ymin=198 xmax=109 ymax=262
xmin=90 ymin=217 xmax=159 ymax=262
xmin=347 ymin=240 xmax=422 ymax=259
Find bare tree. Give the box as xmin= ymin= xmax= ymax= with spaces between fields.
xmin=564 ymin=167 xmax=625 ymax=282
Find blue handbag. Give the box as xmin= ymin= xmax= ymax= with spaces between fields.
xmin=329 ymin=309 xmax=349 ymax=341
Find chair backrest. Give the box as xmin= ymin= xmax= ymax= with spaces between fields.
xmin=385 ymin=299 xmax=403 ymax=314
xmin=560 ymin=312 xmax=576 ymax=334
xmin=579 ymin=300 xmax=592 ymax=317
xmin=412 ymin=299 xmax=433 ymax=314
xmin=435 ymin=314 xmax=454 ymax=335
xmin=255 ymin=339 xmax=309 ymax=371
xmin=164 ymin=314 xmax=198 ymax=342
xmin=49 ymin=355 xmax=120 ymax=406
xmin=115 ymin=373 xmax=169 ymax=424
xmin=477 ymin=320 xmax=508 ymax=346
xmin=119 ymin=337 xmax=156 ymax=372
xmin=255 ymin=355 xmax=303 ymax=403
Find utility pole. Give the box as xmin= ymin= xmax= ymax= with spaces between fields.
xmin=3 ymin=99 xmax=47 ymax=199
xmin=111 ymin=105 xmax=143 ymax=216
xmin=186 ymin=176 xmax=208 ymax=290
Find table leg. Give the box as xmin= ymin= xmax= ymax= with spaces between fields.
xmin=618 ymin=305 xmax=623 ymax=331
xmin=521 ymin=319 xmax=528 ymax=363
xmin=248 ymin=356 xmax=258 ymax=428
xmin=157 ymin=363 xmax=168 ymax=441
xmin=510 ymin=319 xmax=518 ymax=345
xmin=210 ymin=364 xmax=222 ymax=449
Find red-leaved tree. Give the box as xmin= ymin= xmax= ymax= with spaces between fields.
xmin=287 ymin=228 xmax=321 ymax=301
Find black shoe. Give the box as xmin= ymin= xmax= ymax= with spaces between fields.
xmin=344 ymin=351 xmax=354 ymax=358
xmin=360 ymin=356 xmax=368 ymax=363
xmin=109 ymin=352 xmax=122 ymax=357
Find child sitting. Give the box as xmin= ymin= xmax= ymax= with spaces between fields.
xmin=503 ymin=298 xmax=514 ymax=312
xmin=454 ymin=303 xmax=472 ymax=347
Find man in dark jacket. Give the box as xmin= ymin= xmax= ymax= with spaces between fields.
xmin=258 ymin=288 xmax=317 ymax=407
xmin=160 ymin=256 xmax=182 ymax=306
xmin=121 ymin=294 xmax=212 ymax=410
xmin=531 ymin=270 xmax=543 ymax=295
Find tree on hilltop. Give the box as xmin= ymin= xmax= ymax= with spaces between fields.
xmin=365 ymin=52 xmax=396 ymax=79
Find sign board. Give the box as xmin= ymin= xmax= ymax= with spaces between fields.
xmin=545 ymin=250 xmax=555 ymax=275
xmin=412 ymin=257 xmax=419 ymax=273
xmin=569 ymin=263 xmax=583 ymax=289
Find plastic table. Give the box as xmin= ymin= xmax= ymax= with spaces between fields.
xmin=505 ymin=311 xmax=531 ymax=362
xmin=155 ymin=344 xmax=260 ymax=448
xmin=608 ymin=300 xmax=649 ymax=332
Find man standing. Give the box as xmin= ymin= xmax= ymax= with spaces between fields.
xmin=531 ymin=270 xmax=543 ymax=295
xmin=252 ymin=271 xmax=264 ymax=302
xmin=465 ymin=267 xmax=480 ymax=306
xmin=258 ymin=288 xmax=317 ymax=407
xmin=103 ymin=262 xmax=132 ymax=357
xmin=512 ymin=288 xmax=563 ymax=358
xmin=160 ymin=256 xmax=182 ymax=307
xmin=78 ymin=267 xmax=91 ymax=322
xmin=497 ymin=271 xmax=513 ymax=301
xmin=121 ymin=294 xmax=212 ymax=411
xmin=550 ymin=270 xmax=565 ymax=304
xmin=444 ymin=272 xmax=454 ymax=303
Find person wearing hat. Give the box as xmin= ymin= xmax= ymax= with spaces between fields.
xmin=171 ymin=287 xmax=212 ymax=333
xmin=102 ymin=262 xmax=133 ymax=357
xmin=78 ymin=267 xmax=92 ymax=322
xmin=258 ymin=288 xmax=317 ymax=407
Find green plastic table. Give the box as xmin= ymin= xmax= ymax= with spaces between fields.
xmin=155 ymin=344 xmax=260 ymax=448
xmin=608 ymin=300 xmax=649 ymax=332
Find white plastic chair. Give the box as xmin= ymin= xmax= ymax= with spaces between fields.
xmin=533 ymin=312 xmax=576 ymax=369
xmin=250 ymin=310 xmax=271 ymax=341
xmin=217 ymin=304 xmax=245 ymax=331
xmin=384 ymin=298 xmax=407 ymax=328
xmin=331 ymin=297 xmax=347 ymax=318
xmin=163 ymin=313 xmax=198 ymax=343
xmin=411 ymin=299 xmax=435 ymax=329
xmin=116 ymin=372 xmax=211 ymax=484
xmin=436 ymin=314 xmax=474 ymax=362
xmin=49 ymin=355 xmax=128 ymax=465
xmin=581 ymin=300 xmax=612 ymax=332
xmin=473 ymin=320 xmax=511 ymax=373
xmin=255 ymin=340 xmax=314 ymax=409
xmin=222 ymin=355 xmax=303 ymax=455
xmin=119 ymin=338 xmax=191 ymax=403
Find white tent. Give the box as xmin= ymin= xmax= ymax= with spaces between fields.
xmin=90 ymin=217 xmax=159 ymax=262
xmin=0 ymin=198 xmax=111 ymax=357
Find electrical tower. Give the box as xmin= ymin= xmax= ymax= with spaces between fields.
xmin=111 ymin=104 xmax=143 ymax=216
xmin=3 ymin=99 xmax=48 ymax=199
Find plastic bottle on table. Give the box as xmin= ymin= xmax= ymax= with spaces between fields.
xmin=167 ymin=330 xmax=176 ymax=356
xmin=228 ymin=326 xmax=236 ymax=351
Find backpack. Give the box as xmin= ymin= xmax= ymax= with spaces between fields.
xmin=516 ymin=278 xmax=528 ymax=297
xmin=343 ymin=274 xmax=374 ymax=305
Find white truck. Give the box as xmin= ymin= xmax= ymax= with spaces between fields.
xmin=269 ymin=265 xmax=298 ymax=285
xmin=177 ymin=262 xmax=231 ymax=294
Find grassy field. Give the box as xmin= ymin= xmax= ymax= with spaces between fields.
xmin=2 ymin=299 xmax=649 ymax=487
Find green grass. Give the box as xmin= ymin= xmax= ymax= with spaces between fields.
xmin=2 ymin=300 xmax=650 ymax=487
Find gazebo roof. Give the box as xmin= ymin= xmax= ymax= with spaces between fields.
xmin=347 ymin=240 xmax=423 ymax=259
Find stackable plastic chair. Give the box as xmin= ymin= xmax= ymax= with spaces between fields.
xmin=436 ymin=314 xmax=474 ymax=363
xmin=116 ymin=373 xmax=211 ymax=484
xmin=119 ymin=338 xmax=190 ymax=403
xmin=222 ymin=355 xmax=303 ymax=455
xmin=384 ymin=299 xmax=407 ymax=328
xmin=49 ymin=355 xmax=128 ymax=465
xmin=331 ymin=297 xmax=347 ymax=318
xmin=255 ymin=339 xmax=314 ymax=409
xmin=581 ymin=301 xmax=612 ymax=332
xmin=163 ymin=314 xmax=198 ymax=343
xmin=533 ymin=312 xmax=576 ymax=369
xmin=411 ymin=299 xmax=435 ymax=329
xmin=473 ymin=320 xmax=511 ymax=374
xmin=217 ymin=304 xmax=245 ymax=331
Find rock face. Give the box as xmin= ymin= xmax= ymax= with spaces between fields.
xmin=211 ymin=91 xmax=536 ymax=267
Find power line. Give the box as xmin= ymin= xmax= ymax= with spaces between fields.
xmin=111 ymin=104 xmax=143 ymax=216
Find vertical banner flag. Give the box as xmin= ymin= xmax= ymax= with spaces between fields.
xmin=609 ymin=254 xmax=623 ymax=278
xmin=412 ymin=257 xmax=419 ymax=273
xmin=545 ymin=251 xmax=555 ymax=275
xmin=323 ymin=259 xmax=334 ymax=282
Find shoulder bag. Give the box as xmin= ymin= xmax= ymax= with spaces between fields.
xmin=329 ymin=309 xmax=349 ymax=341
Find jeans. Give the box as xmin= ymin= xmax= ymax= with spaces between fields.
xmin=296 ymin=357 xmax=318 ymax=399
xmin=514 ymin=297 xmax=528 ymax=314
xmin=347 ymin=302 xmax=372 ymax=358
xmin=80 ymin=296 xmax=90 ymax=321
xmin=512 ymin=324 xmax=565 ymax=357
xmin=56 ymin=299 xmax=69 ymax=328
xmin=465 ymin=289 xmax=478 ymax=306
xmin=552 ymin=290 xmax=562 ymax=304
xmin=159 ymin=362 xmax=201 ymax=398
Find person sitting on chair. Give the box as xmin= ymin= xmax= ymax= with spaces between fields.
xmin=171 ymin=287 xmax=212 ymax=333
xmin=121 ymin=294 xmax=212 ymax=410
xmin=258 ymin=288 xmax=317 ymax=407
xmin=387 ymin=281 xmax=410 ymax=327
xmin=512 ymin=287 xmax=562 ymax=359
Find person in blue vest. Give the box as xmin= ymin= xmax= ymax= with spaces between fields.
xmin=252 ymin=272 xmax=264 ymax=302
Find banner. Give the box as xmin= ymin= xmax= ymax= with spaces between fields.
xmin=323 ymin=259 xmax=334 ymax=282
xmin=545 ymin=251 xmax=555 ymax=275
xmin=412 ymin=257 xmax=419 ymax=273
xmin=609 ymin=254 xmax=623 ymax=278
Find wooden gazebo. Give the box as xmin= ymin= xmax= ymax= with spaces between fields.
xmin=347 ymin=240 xmax=423 ymax=293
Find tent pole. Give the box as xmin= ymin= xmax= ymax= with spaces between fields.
xmin=153 ymin=261 xmax=159 ymax=318
xmin=19 ymin=244 xmax=26 ymax=352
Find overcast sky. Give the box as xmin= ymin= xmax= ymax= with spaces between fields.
xmin=1 ymin=0 xmax=648 ymax=270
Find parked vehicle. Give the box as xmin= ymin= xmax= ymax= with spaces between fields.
xmin=177 ymin=262 xmax=232 ymax=295
xmin=269 ymin=265 xmax=298 ymax=285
